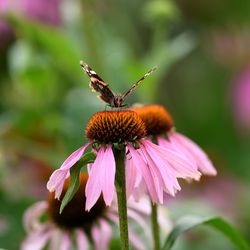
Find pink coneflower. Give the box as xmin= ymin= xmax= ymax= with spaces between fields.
xmin=232 ymin=65 xmax=250 ymax=132
xmin=132 ymin=105 xmax=217 ymax=176
xmin=47 ymin=110 xmax=199 ymax=210
xmin=0 ymin=0 xmax=61 ymax=50
xmin=0 ymin=0 xmax=61 ymax=25
xmin=23 ymin=173 xmax=166 ymax=250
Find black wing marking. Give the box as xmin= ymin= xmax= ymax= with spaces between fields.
xmin=80 ymin=61 xmax=115 ymax=105
xmin=122 ymin=66 xmax=158 ymax=98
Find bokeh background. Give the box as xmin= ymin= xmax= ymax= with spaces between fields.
xmin=0 ymin=0 xmax=250 ymax=249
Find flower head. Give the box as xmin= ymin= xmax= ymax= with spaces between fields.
xmin=47 ymin=109 xmax=203 ymax=209
xmin=24 ymin=173 xmax=165 ymax=250
xmin=85 ymin=110 xmax=146 ymax=143
xmin=132 ymin=105 xmax=217 ymax=176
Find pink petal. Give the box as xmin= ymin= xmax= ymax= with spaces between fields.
xmin=60 ymin=144 xmax=91 ymax=171
xmin=99 ymin=145 xmax=115 ymax=206
xmin=129 ymin=227 xmax=146 ymax=250
xmin=47 ymin=229 xmax=63 ymax=250
xmin=130 ymin=180 xmax=146 ymax=201
xmin=47 ymin=144 xmax=90 ymax=199
xmin=127 ymin=145 xmax=159 ymax=203
xmin=158 ymin=136 xmax=197 ymax=167
xmin=139 ymin=147 xmax=165 ymax=201
xmin=21 ymin=224 xmax=54 ymax=250
xmin=59 ymin=232 xmax=71 ymax=250
xmin=92 ymin=219 xmax=112 ymax=250
xmin=23 ymin=201 xmax=48 ymax=232
xmin=76 ymin=230 xmax=89 ymax=250
xmin=144 ymin=139 xmax=201 ymax=181
xmin=140 ymin=141 xmax=181 ymax=196
xmin=86 ymin=145 xmax=116 ymax=211
xmin=126 ymin=197 xmax=151 ymax=215
xmin=85 ymin=147 xmax=103 ymax=211
xmin=125 ymin=153 xmax=138 ymax=196
xmin=47 ymin=170 xmax=68 ymax=199
xmin=169 ymin=132 xmax=217 ymax=176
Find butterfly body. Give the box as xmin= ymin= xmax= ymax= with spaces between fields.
xmin=80 ymin=61 xmax=156 ymax=108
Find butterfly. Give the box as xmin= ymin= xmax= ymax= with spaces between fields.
xmin=80 ymin=60 xmax=157 ymax=108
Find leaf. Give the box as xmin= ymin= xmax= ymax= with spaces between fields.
xmin=6 ymin=15 xmax=83 ymax=83
xmin=59 ymin=152 xmax=96 ymax=213
xmin=162 ymin=215 xmax=250 ymax=250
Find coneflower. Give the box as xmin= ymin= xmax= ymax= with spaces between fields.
xmin=131 ymin=104 xmax=216 ymax=250
xmin=23 ymin=173 xmax=163 ymax=250
xmin=47 ymin=110 xmax=198 ymax=209
xmin=132 ymin=105 xmax=217 ymax=177
xmin=47 ymin=109 xmax=196 ymax=249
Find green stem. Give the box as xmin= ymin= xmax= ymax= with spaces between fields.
xmin=151 ymin=202 xmax=160 ymax=250
xmin=115 ymin=148 xmax=129 ymax=250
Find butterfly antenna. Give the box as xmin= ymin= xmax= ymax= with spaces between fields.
xmin=122 ymin=66 xmax=158 ymax=98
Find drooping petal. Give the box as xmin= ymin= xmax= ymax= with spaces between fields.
xmin=127 ymin=145 xmax=159 ymax=203
xmin=140 ymin=141 xmax=182 ymax=197
xmin=85 ymin=146 xmax=103 ymax=211
xmin=158 ymin=136 xmax=197 ymax=167
xmin=99 ymin=145 xmax=115 ymax=206
xmin=144 ymin=139 xmax=201 ymax=181
xmin=21 ymin=223 xmax=54 ymax=250
xmin=125 ymin=196 xmax=151 ymax=216
xmin=139 ymin=147 xmax=165 ymax=201
xmin=59 ymin=232 xmax=71 ymax=250
xmin=47 ymin=144 xmax=90 ymax=199
xmin=47 ymin=229 xmax=63 ymax=250
xmin=85 ymin=145 xmax=115 ymax=211
xmin=169 ymin=132 xmax=217 ymax=175
xmin=125 ymin=152 xmax=138 ymax=196
xmin=47 ymin=170 xmax=68 ymax=199
xmin=76 ymin=229 xmax=89 ymax=250
xmin=23 ymin=201 xmax=48 ymax=232
xmin=129 ymin=227 xmax=147 ymax=250
xmin=92 ymin=219 xmax=112 ymax=250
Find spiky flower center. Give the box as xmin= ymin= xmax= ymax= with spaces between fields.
xmin=85 ymin=110 xmax=146 ymax=144
xmin=132 ymin=105 xmax=174 ymax=135
xmin=48 ymin=173 xmax=106 ymax=231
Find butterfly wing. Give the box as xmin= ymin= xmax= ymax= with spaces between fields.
xmin=80 ymin=61 xmax=115 ymax=105
xmin=122 ymin=66 xmax=158 ymax=98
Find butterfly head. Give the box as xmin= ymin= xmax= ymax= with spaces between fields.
xmin=112 ymin=94 xmax=126 ymax=108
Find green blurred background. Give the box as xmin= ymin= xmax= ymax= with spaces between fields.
xmin=0 ymin=0 xmax=250 ymax=249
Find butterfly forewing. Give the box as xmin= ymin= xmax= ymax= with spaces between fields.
xmin=122 ymin=66 xmax=158 ymax=98
xmin=80 ymin=61 xmax=115 ymax=105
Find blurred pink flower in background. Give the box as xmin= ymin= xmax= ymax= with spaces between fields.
xmin=23 ymin=174 xmax=171 ymax=250
xmin=0 ymin=0 xmax=61 ymax=25
xmin=232 ymin=65 xmax=250 ymax=132
xmin=0 ymin=0 xmax=61 ymax=50
xmin=209 ymin=27 xmax=250 ymax=68
xmin=20 ymin=0 xmax=62 ymax=26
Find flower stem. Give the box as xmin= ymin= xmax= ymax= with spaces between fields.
xmin=151 ymin=202 xmax=160 ymax=250
xmin=114 ymin=148 xmax=129 ymax=250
